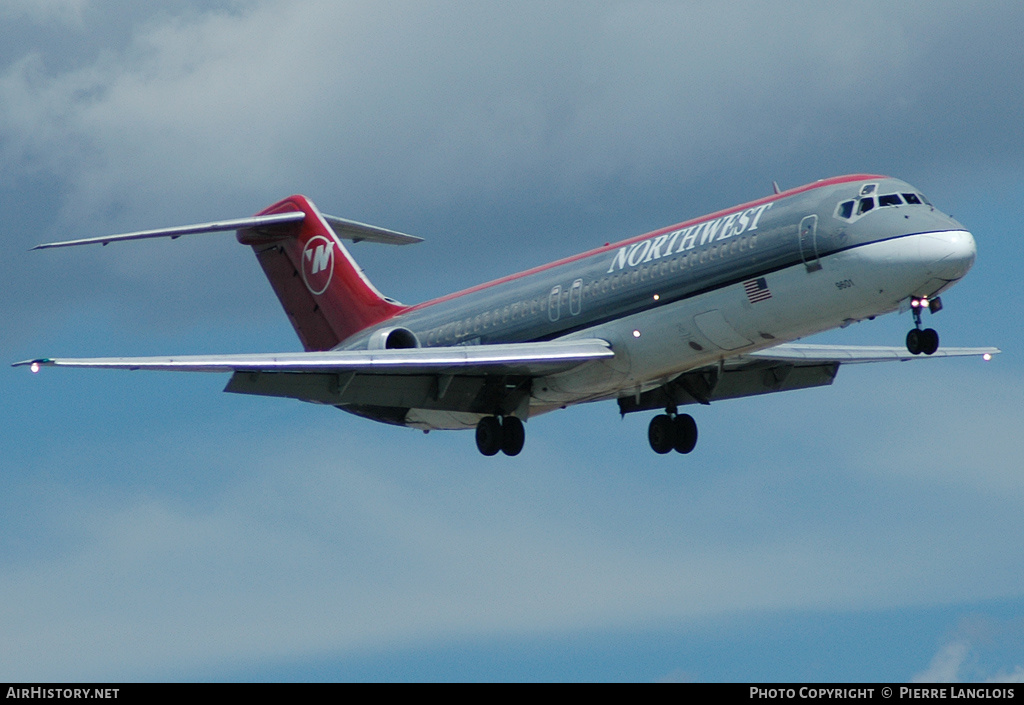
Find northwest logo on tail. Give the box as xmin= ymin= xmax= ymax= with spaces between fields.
xmin=301 ymin=235 xmax=335 ymax=295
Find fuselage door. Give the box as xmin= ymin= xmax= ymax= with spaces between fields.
xmin=798 ymin=214 xmax=822 ymax=272
xmin=570 ymin=279 xmax=583 ymax=316
xmin=548 ymin=285 xmax=562 ymax=322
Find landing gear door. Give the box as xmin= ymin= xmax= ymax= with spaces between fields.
xmin=798 ymin=214 xmax=822 ymax=272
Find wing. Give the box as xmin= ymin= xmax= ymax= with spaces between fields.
xmin=16 ymin=339 xmax=614 ymax=421
xmin=744 ymin=343 xmax=1001 ymax=364
xmin=14 ymin=339 xmax=612 ymax=373
xmin=618 ymin=343 xmax=999 ymax=414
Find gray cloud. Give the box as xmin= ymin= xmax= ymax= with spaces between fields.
xmin=4 ymin=2 xmax=1024 ymax=229
xmin=3 ymin=0 xmax=1023 ymax=328
xmin=0 ymin=0 xmax=1020 ymax=337
xmin=0 ymin=0 xmax=88 ymax=24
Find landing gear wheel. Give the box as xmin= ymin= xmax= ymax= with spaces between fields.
xmin=648 ymin=414 xmax=675 ymax=454
xmin=475 ymin=416 xmax=502 ymax=456
xmin=500 ymin=416 xmax=525 ymax=456
xmin=673 ymin=414 xmax=698 ymax=454
xmin=920 ymin=328 xmax=939 ymax=355
xmin=906 ymin=328 xmax=923 ymax=355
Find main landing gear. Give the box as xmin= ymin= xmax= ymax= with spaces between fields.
xmin=906 ymin=296 xmax=940 ymax=355
xmin=475 ymin=415 xmax=526 ymax=456
xmin=648 ymin=411 xmax=698 ymax=455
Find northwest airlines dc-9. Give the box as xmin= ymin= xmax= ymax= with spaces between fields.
xmin=17 ymin=174 xmax=997 ymax=456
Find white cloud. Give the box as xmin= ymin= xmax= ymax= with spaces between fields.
xmin=988 ymin=667 xmax=1024 ymax=683
xmin=912 ymin=641 xmax=970 ymax=683
xmin=912 ymin=640 xmax=1024 ymax=684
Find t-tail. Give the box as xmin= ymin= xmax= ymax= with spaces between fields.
xmin=29 ymin=195 xmax=422 ymax=351
xmin=238 ymin=195 xmax=410 ymax=350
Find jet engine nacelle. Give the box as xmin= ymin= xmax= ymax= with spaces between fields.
xmin=366 ymin=326 xmax=420 ymax=350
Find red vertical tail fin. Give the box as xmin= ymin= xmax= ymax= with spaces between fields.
xmin=238 ymin=195 xmax=407 ymax=351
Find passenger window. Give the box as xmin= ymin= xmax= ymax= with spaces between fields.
xmin=858 ymin=197 xmax=875 ymax=215
xmin=878 ymin=194 xmax=903 ymax=207
xmin=902 ymin=193 xmax=922 ymax=205
xmin=838 ymin=200 xmax=855 ymax=219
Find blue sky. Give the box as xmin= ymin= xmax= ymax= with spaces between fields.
xmin=2 ymin=0 xmax=1023 ymax=682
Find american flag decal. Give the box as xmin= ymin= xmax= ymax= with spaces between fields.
xmin=743 ymin=277 xmax=772 ymax=303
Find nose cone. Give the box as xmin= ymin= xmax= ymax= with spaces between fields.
xmin=919 ymin=229 xmax=976 ymax=281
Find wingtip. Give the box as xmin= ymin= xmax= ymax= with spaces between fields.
xmin=12 ymin=358 xmax=52 ymax=370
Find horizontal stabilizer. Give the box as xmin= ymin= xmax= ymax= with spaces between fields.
xmin=32 ymin=210 xmax=421 ymax=250
xmin=322 ymin=215 xmax=422 ymax=245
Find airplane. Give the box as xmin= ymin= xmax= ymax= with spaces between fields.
xmin=16 ymin=174 xmax=999 ymax=456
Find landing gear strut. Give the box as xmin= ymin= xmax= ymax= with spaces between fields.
xmin=475 ymin=415 xmax=526 ymax=456
xmin=906 ymin=296 xmax=940 ymax=355
xmin=648 ymin=411 xmax=698 ymax=455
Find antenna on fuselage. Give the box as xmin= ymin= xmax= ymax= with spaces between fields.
xmin=772 ymin=180 xmax=781 ymax=195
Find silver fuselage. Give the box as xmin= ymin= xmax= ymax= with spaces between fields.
xmin=337 ymin=174 xmax=975 ymax=428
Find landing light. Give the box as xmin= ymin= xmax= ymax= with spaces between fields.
xmin=653 ymin=294 xmax=660 ymax=301
xmin=30 ymin=362 xmax=40 ymax=373
xmin=632 ymin=330 xmax=641 ymax=338
xmin=983 ymin=353 xmax=992 ymax=361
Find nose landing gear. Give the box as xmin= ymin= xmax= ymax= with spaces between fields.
xmin=648 ymin=411 xmax=698 ymax=455
xmin=906 ymin=296 xmax=940 ymax=355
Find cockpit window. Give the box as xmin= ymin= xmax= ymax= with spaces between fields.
xmin=838 ymin=188 xmax=928 ymax=221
